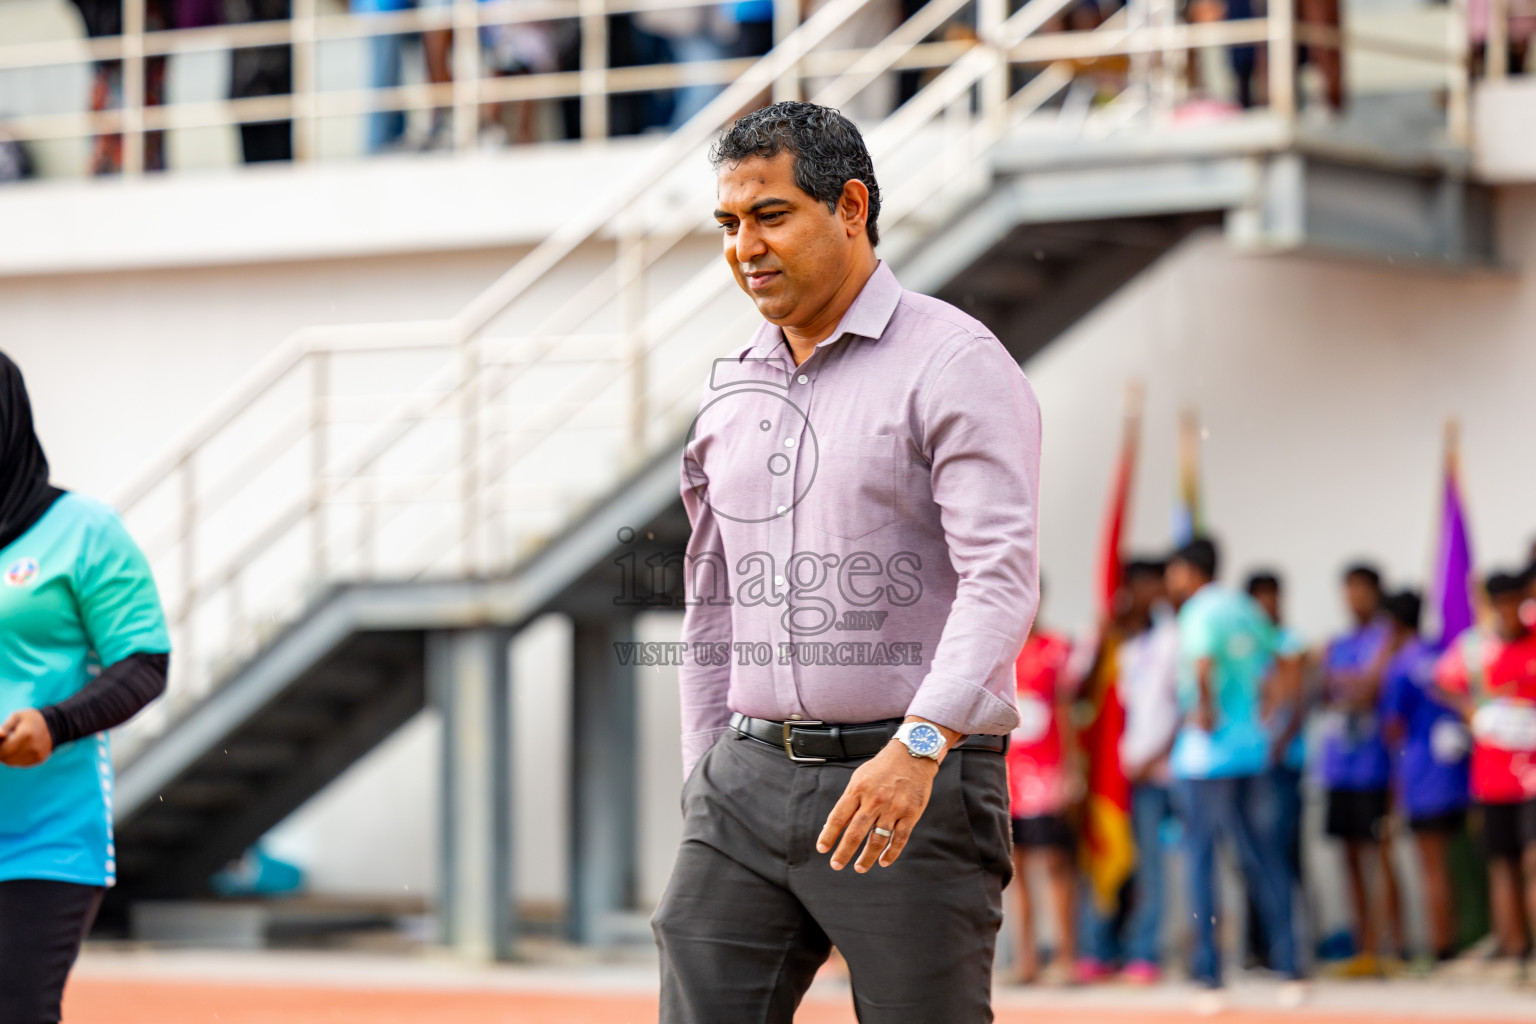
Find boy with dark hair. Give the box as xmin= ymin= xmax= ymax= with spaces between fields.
xmin=1379 ymin=589 xmax=1470 ymax=965
xmin=1165 ymin=537 xmax=1302 ymax=1007
xmin=1320 ymin=561 xmax=1406 ymax=975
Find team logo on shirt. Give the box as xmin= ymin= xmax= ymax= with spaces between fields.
xmin=4 ymin=557 xmax=38 ymax=587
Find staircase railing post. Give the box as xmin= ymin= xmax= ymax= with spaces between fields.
xmin=452 ymin=0 xmax=481 ymax=149
xmin=122 ymin=0 xmax=146 ymax=175
xmin=1267 ymin=0 xmax=1296 ymax=122
xmin=310 ymin=350 xmax=329 ymax=581
xmin=1447 ymin=0 xmax=1471 ymax=147
xmin=773 ymin=0 xmax=803 ymax=101
xmin=579 ymin=0 xmax=608 ymax=139
xmin=461 ymin=340 xmax=482 ymax=577
xmin=293 ymin=0 xmax=319 ymax=160
xmin=979 ymin=0 xmax=1008 ymax=131
xmin=177 ymin=455 xmax=197 ymax=701
xmin=1487 ymin=0 xmax=1508 ymax=78
xmin=619 ymin=218 xmax=647 ymax=465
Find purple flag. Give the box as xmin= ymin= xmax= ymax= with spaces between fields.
xmin=1434 ymin=466 xmax=1474 ymax=648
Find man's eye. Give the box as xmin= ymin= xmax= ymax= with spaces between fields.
xmin=717 ymin=222 xmax=738 ymax=233
xmin=760 ymin=212 xmax=782 ymax=222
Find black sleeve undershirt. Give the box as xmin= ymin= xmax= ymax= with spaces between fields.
xmin=40 ymin=651 xmax=169 ymax=748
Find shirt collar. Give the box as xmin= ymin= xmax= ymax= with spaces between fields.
xmin=744 ymin=260 xmax=903 ymax=362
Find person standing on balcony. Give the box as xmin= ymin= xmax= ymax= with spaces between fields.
xmin=653 ymin=101 xmax=1041 ymax=1023
xmin=0 ymin=352 xmax=171 ymax=1024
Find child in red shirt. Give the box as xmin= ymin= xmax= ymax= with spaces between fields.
xmin=1435 ymin=570 xmax=1536 ymax=964
xmin=1006 ymin=605 xmax=1081 ymax=985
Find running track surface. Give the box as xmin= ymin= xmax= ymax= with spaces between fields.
xmin=60 ymin=980 xmax=1529 ymax=1024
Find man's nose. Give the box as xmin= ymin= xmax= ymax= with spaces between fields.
xmin=733 ymin=221 xmax=768 ymax=263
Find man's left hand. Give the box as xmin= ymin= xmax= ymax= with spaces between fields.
xmin=0 ymin=709 xmax=54 ymax=767
xmin=816 ymin=718 xmax=962 ymax=873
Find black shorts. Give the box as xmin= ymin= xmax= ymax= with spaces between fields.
xmin=1476 ymin=801 xmax=1536 ymax=862
xmin=1325 ymin=788 xmax=1390 ymax=842
xmin=1408 ymin=808 xmax=1467 ymax=835
xmin=1011 ymin=814 xmax=1074 ymax=851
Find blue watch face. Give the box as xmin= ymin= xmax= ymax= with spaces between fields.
xmin=908 ymin=723 xmax=943 ymax=756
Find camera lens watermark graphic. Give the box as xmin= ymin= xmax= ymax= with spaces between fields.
xmin=682 ymin=361 xmax=820 ymax=524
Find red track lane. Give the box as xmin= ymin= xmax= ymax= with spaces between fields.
xmin=61 ymin=978 xmax=1525 ymax=1024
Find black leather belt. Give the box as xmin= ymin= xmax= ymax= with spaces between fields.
xmin=729 ymin=712 xmax=1008 ymax=763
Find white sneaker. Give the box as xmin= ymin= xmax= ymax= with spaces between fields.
xmin=1192 ymin=988 xmax=1229 ymax=1016
xmin=1277 ymin=980 xmax=1308 ymax=1009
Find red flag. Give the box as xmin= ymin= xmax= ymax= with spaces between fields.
xmin=1079 ymin=385 xmax=1140 ymax=913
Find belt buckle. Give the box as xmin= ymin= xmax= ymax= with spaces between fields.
xmin=782 ymin=720 xmax=827 ymax=763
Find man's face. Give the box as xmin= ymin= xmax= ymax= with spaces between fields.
xmin=1252 ymin=586 xmax=1280 ymax=624
xmin=715 ymin=152 xmax=861 ymax=329
xmin=1493 ymin=593 xmax=1525 ymax=639
xmin=1344 ymin=577 xmax=1380 ymax=623
xmin=1127 ymin=574 xmax=1165 ymax=616
xmin=1166 ymin=560 xmax=1202 ymax=607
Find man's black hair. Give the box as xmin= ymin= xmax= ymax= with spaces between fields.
xmin=1487 ymin=571 xmax=1528 ymax=599
xmin=1384 ymin=589 xmax=1422 ymax=632
xmin=1123 ymin=558 xmax=1166 ymax=583
xmin=1245 ymin=570 xmax=1281 ymax=596
xmin=1343 ymin=562 xmax=1383 ymax=591
xmin=710 ymin=101 xmax=883 ymax=246
xmin=1171 ymin=536 xmax=1219 ymax=580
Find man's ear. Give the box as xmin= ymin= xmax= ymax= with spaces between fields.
xmin=839 ymin=180 xmax=870 ymax=239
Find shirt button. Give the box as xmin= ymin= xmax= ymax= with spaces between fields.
xmin=797 ymin=374 xmax=808 ymax=384
xmin=783 ymin=438 xmax=796 ymax=448
xmin=790 ymin=714 xmax=803 ymax=720
xmin=776 ymin=505 xmax=787 ymax=515
xmin=774 ymin=575 xmax=785 ymax=587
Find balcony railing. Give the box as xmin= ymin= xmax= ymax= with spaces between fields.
xmin=0 ymin=0 xmax=1500 ymax=178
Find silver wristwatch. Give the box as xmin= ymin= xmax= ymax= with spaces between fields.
xmin=893 ymin=721 xmax=946 ymax=760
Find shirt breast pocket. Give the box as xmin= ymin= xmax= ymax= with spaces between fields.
xmin=810 ymin=434 xmax=896 ymax=541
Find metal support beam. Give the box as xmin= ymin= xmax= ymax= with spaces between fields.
xmin=567 ymin=613 xmax=639 ymax=945
xmin=431 ymin=628 xmax=514 ymax=961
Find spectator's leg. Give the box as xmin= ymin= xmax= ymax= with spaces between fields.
xmin=1010 ymin=845 xmax=1039 ymax=982
xmin=424 ymin=26 xmax=454 ymax=143
xmin=1230 ymin=772 xmax=1298 ymax=978
xmin=366 ymin=30 xmax=408 ymax=152
xmin=1123 ymin=783 xmax=1168 ymax=968
xmin=1415 ymin=829 xmax=1455 ymax=958
xmin=144 ymin=54 xmax=168 ymax=170
xmin=668 ymin=35 xmax=729 ymax=129
xmin=1488 ymin=855 xmax=1527 ymax=956
xmin=1043 ymin=844 xmax=1078 ymax=970
xmin=1078 ymin=878 xmax=1120 ymax=970
xmin=1342 ymin=840 xmax=1375 ymax=960
xmin=1375 ymin=821 xmax=1406 ymax=958
xmin=1225 ymin=0 xmax=1256 ymax=107
xmin=1174 ymin=777 xmax=1223 ymax=987
xmin=1297 ymin=0 xmax=1343 ymax=109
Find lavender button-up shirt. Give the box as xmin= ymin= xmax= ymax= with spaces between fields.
xmin=676 ymin=261 xmax=1042 ymax=776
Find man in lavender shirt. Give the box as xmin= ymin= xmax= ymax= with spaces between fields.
xmin=650 ymin=101 xmax=1042 ymax=1023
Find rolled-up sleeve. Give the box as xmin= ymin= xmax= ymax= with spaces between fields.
xmin=677 ymin=438 xmax=736 ymax=779
xmin=905 ymin=337 xmax=1041 ymax=736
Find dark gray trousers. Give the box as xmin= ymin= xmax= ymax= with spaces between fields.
xmin=651 ymin=730 xmax=1013 ymax=1024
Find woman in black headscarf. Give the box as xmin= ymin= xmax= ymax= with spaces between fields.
xmin=0 ymin=353 xmax=172 ymax=1024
